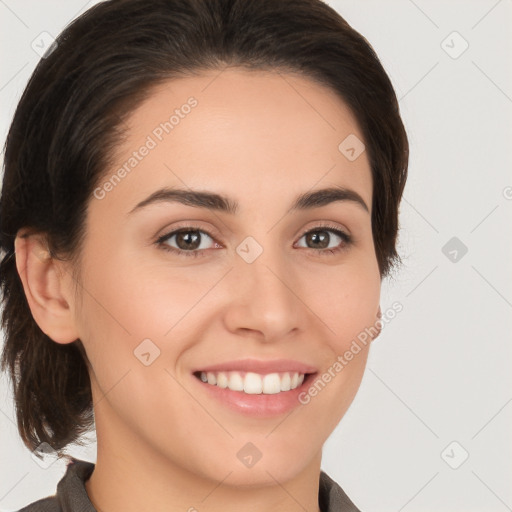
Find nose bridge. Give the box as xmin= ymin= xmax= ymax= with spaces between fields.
xmin=228 ymin=235 xmax=302 ymax=339
xmin=238 ymin=239 xmax=292 ymax=299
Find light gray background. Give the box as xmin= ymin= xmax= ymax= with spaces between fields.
xmin=1 ymin=1 xmax=511 ymax=511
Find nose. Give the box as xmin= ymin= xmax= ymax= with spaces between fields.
xmin=223 ymin=245 xmax=305 ymax=343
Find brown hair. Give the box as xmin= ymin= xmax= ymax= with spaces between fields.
xmin=0 ymin=0 xmax=408 ymax=456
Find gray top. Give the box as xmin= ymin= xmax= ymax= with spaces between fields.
xmin=18 ymin=458 xmax=362 ymax=512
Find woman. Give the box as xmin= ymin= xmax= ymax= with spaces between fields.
xmin=0 ymin=0 xmax=408 ymax=510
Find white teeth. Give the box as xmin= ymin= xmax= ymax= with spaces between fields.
xmin=228 ymin=372 xmax=244 ymax=391
xmin=280 ymin=372 xmax=291 ymax=391
xmin=262 ymin=373 xmax=281 ymax=394
xmin=244 ymin=372 xmax=262 ymax=394
xmin=216 ymin=372 xmax=229 ymax=388
xmin=198 ymin=370 xmax=306 ymax=394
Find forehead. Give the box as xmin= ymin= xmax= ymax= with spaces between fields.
xmin=96 ymin=67 xmax=372 ymax=216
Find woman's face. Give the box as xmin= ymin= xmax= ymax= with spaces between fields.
xmin=69 ymin=67 xmax=380 ymax=485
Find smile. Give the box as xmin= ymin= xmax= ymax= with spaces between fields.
xmin=192 ymin=369 xmax=318 ymax=417
xmin=195 ymin=370 xmax=306 ymax=394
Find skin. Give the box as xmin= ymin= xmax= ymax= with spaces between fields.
xmin=15 ymin=67 xmax=381 ymax=512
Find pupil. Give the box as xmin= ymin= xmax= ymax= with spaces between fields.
xmin=309 ymin=231 xmax=328 ymax=249
xmin=178 ymin=231 xmax=200 ymax=250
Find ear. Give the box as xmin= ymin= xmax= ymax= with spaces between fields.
xmin=14 ymin=230 xmax=80 ymax=344
xmin=372 ymin=305 xmax=383 ymax=341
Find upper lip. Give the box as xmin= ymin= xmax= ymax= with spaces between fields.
xmin=193 ymin=358 xmax=318 ymax=375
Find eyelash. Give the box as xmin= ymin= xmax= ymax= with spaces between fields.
xmin=155 ymin=223 xmax=353 ymax=259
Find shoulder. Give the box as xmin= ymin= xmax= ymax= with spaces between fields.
xmin=17 ymin=458 xmax=96 ymax=512
xmin=319 ymin=470 xmax=363 ymax=512
xmin=17 ymin=496 xmax=60 ymax=512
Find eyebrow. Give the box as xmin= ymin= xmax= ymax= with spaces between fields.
xmin=128 ymin=185 xmax=369 ymax=215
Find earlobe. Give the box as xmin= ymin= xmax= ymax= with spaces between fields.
xmin=14 ymin=230 xmax=79 ymax=344
xmin=372 ymin=305 xmax=383 ymax=341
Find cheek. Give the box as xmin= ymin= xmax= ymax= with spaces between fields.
xmin=77 ymin=244 xmax=195 ymax=336
xmin=304 ymin=258 xmax=381 ymax=349
xmin=294 ymin=266 xmax=379 ymax=438
xmin=73 ymin=245 xmax=220 ymax=382
xmin=71 ymin=250 xmax=163 ymax=379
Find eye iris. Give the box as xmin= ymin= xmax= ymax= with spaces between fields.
xmin=307 ymin=231 xmax=329 ymax=249
xmin=176 ymin=230 xmax=201 ymax=250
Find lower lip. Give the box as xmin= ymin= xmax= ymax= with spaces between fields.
xmin=192 ymin=373 xmax=316 ymax=417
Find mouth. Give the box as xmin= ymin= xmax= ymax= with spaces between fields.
xmin=193 ymin=370 xmax=317 ymax=395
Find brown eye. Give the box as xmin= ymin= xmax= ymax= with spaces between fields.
xmin=156 ymin=226 xmax=218 ymax=258
xmin=295 ymin=225 xmax=352 ymax=255
xmin=155 ymin=223 xmax=352 ymax=259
